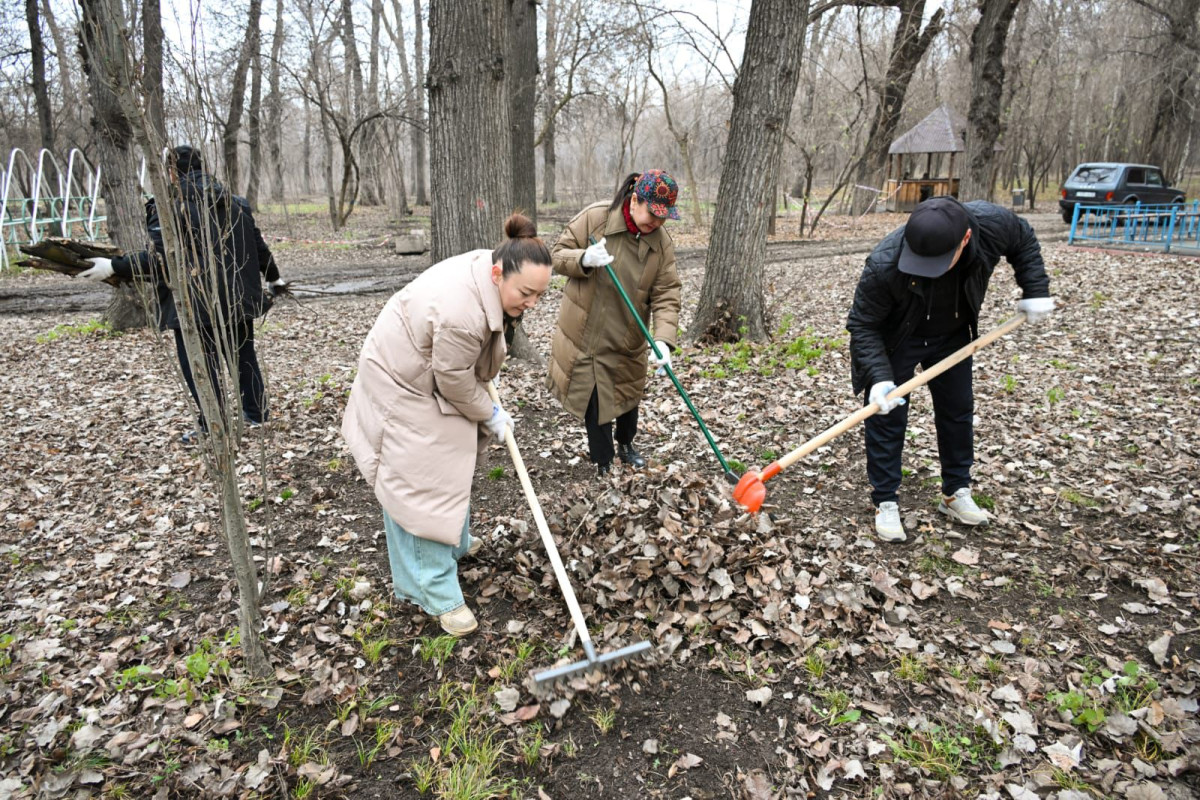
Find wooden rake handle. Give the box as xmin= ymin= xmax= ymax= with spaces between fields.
xmin=762 ymin=314 xmax=1026 ymax=481
xmin=486 ymin=381 xmax=595 ymax=653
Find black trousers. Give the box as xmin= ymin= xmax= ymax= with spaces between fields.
xmin=174 ymin=321 xmax=267 ymax=430
xmin=584 ymin=386 xmax=638 ymax=466
xmin=864 ymin=327 xmax=973 ymax=506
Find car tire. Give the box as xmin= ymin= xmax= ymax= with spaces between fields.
xmin=1061 ymin=209 xmax=1073 ymax=224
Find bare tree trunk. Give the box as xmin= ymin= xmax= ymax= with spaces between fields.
xmin=1136 ymin=0 xmax=1200 ymax=182
xmin=40 ymin=0 xmax=81 ymax=128
xmin=266 ymin=0 xmax=286 ymax=202
xmin=427 ymin=0 xmax=511 ymax=261
xmin=246 ymin=29 xmax=264 ymax=210
xmin=507 ymin=0 xmax=538 ymax=222
xmin=693 ymin=0 xmax=808 ymax=342
xmin=385 ymin=0 xmax=416 ymax=215
xmin=961 ymin=0 xmax=1022 ymax=201
xmin=341 ymin=0 xmax=377 ymax=204
xmin=222 ymin=0 xmax=262 ymax=193
xmin=303 ymin=102 xmax=314 ymax=195
xmin=25 ymin=0 xmax=55 ymax=154
xmin=541 ymin=0 xmax=558 ymax=204
xmin=79 ymin=0 xmax=149 ymax=331
xmin=142 ymin=0 xmax=164 ymax=139
xmin=851 ymin=0 xmax=944 ymax=213
xmin=412 ymin=0 xmax=429 ymax=206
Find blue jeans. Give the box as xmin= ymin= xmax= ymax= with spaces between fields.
xmin=381 ymin=506 xmax=471 ymax=616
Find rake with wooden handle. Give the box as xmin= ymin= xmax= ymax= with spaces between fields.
xmin=486 ymin=382 xmax=651 ymax=688
xmin=733 ymin=314 xmax=1027 ymax=512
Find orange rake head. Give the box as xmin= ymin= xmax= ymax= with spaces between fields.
xmin=732 ymin=462 xmax=781 ymax=513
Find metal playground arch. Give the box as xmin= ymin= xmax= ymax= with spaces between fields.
xmin=1 ymin=148 xmax=107 ymax=271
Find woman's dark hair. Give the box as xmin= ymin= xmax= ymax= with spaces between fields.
xmin=609 ymin=172 xmax=639 ymax=211
xmin=492 ymin=212 xmax=551 ymax=276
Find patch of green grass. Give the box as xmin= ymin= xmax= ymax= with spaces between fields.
xmin=37 ymin=318 xmax=114 ymax=343
xmin=973 ymin=493 xmax=995 ymax=511
xmin=728 ymin=459 xmax=746 ymax=474
xmin=1090 ymin=291 xmax=1108 ymax=310
xmin=1001 ymin=374 xmax=1018 ymax=393
xmin=917 ymin=554 xmax=966 ymax=578
xmin=1049 ymin=358 xmax=1075 ymax=370
xmin=700 ymin=319 xmax=841 ymax=379
xmin=519 ymin=722 xmax=545 ymax=767
xmin=1047 ymin=386 xmax=1065 ymax=405
xmin=418 ymin=634 xmax=457 ymax=670
xmin=803 ymin=652 xmax=827 ymax=679
xmin=486 ymin=466 xmax=505 ymax=480
xmin=589 ymin=707 xmax=616 ymax=735
xmin=885 ymin=723 xmax=998 ymax=779
xmin=895 ymin=654 xmax=928 ymax=684
xmin=1059 ymin=488 xmax=1099 ymax=508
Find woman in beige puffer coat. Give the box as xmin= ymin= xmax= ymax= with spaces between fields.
xmin=547 ymin=170 xmax=683 ymax=476
xmin=342 ymin=214 xmax=553 ymax=636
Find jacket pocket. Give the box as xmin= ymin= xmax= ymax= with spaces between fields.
xmin=622 ymin=289 xmax=651 ymax=351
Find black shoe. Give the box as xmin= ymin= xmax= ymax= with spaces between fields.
xmin=617 ymin=443 xmax=646 ymax=469
xmin=597 ymin=462 xmax=612 ymax=477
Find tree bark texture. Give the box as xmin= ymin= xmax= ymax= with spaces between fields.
xmin=507 ymin=0 xmax=538 ymax=222
xmin=246 ymin=32 xmax=264 ymax=210
xmin=693 ymin=0 xmax=808 ymax=342
xmin=1140 ymin=0 xmax=1200 ymax=182
xmin=852 ymin=0 xmax=944 ymax=213
xmin=142 ymin=0 xmax=165 ymax=140
xmin=412 ymin=0 xmax=429 ymax=206
xmin=25 ymin=0 xmax=55 ymax=154
xmin=427 ymin=0 xmax=512 ymax=262
xmin=266 ymin=0 xmax=286 ymax=201
xmin=222 ymin=0 xmax=262 ymax=193
xmin=961 ymin=0 xmax=1022 ymax=202
xmin=540 ymin=0 xmax=557 ymax=204
xmin=78 ymin=0 xmax=150 ymax=331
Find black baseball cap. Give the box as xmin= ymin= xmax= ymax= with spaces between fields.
xmin=898 ymin=197 xmax=970 ymax=277
xmin=171 ymin=145 xmax=204 ymax=176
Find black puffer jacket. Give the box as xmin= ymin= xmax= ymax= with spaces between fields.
xmin=846 ymin=200 xmax=1051 ymax=394
xmin=112 ymin=171 xmax=279 ymax=330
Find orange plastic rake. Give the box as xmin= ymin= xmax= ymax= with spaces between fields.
xmin=733 ymin=315 xmax=1027 ymax=512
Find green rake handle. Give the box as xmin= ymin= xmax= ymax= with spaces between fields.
xmin=589 ymin=236 xmax=737 ymax=482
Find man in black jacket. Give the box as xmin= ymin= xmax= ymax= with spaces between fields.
xmin=77 ymin=146 xmax=286 ymax=443
xmin=846 ymin=197 xmax=1055 ymax=542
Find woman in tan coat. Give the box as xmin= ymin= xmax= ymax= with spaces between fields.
xmin=548 ymin=170 xmax=683 ymax=476
xmin=342 ymin=214 xmax=552 ymax=636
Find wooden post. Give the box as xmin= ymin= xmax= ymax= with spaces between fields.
xmin=948 ymin=151 xmax=956 ymax=197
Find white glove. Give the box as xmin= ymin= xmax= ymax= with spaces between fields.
xmin=78 ymin=257 xmax=114 ymax=282
xmin=268 ymin=278 xmax=289 ymax=296
xmin=581 ymin=237 xmax=615 ymax=269
xmin=648 ymin=340 xmax=672 ymax=373
xmin=869 ymin=381 xmax=906 ymax=415
xmin=483 ymin=403 xmax=514 ymax=442
xmin=1017 ymin=296 xmax=1055 ymax=324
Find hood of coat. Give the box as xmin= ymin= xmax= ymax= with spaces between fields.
xmin=177 ymin=170 xmax=230 ymax=206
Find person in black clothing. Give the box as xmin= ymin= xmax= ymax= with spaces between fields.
xmin=846 ymin=196 xmax=1056 ymax=542
xmin=77 ymin=145 xmax=286 ymax=443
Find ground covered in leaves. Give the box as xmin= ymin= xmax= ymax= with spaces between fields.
xmin=1 ymin=207 xmax=1197 ymax=798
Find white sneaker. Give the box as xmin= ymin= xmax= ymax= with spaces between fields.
xmin=466 ymin=535 xmax=483 ymax=557
xmin=874 ymin=501 xmax=906 ymax=542
xmin=938 ymin=488 xmax=989 ymax=525
xmin=438 ymin=604 xmax=478 ymax=637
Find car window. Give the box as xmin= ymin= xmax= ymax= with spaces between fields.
xmin=1126 ymin=167 xmax=1146 ymax=184
xmin=1071 ymin=166 xmax=1116 ymax=184
xmin=1145 ymin=170 xmax=1165 ymax=187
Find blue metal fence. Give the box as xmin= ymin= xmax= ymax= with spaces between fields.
xmin=1068 ymin=201 xmax=1200 ymax=253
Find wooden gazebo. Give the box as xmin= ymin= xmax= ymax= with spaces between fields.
xmin=884 ymin=104 xmax=968 ymax=212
